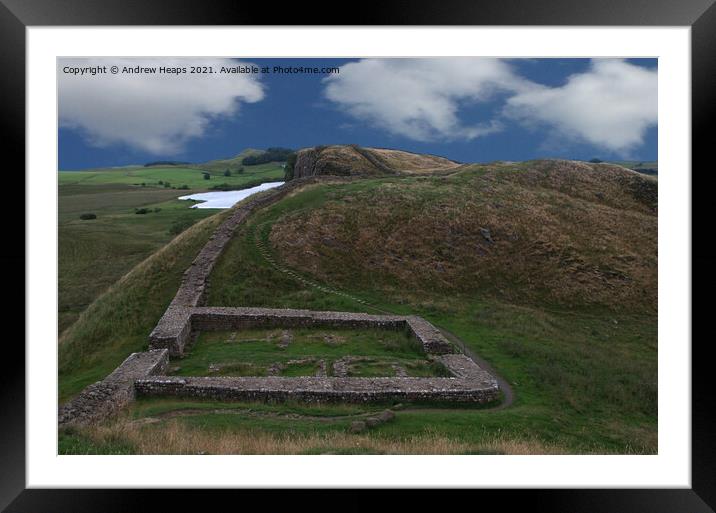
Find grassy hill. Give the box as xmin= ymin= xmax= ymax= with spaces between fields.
xmin=272 ymin=160 xmax=656 ymax=312
xmin=190 ymin=148 xmax=267 ymax=173
xmin=59 ymin=152 xmax=657 ymax=455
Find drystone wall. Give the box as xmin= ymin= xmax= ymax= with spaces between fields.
xmin=58 ymin=349 xmax=168 ymax=427
xmin=135 ymin=374 xmax=499 ymax=404
xmin=149 ymin=306 xmax=453 ymax=357
xmin=133 ymin=349 xmax=500 ymax=404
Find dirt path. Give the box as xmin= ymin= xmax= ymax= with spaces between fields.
xmin=252 ymin=221 xmax=515 ymax=410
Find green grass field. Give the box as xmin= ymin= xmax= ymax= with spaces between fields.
xmin=171 ymin=327 xmax=442 ymax=378
xmin=58 ymin=184 xmax=216 ymax=334
xmin=59 ymin=162 xmax=284 ymax=189
xmin=58 ymin=162 xmax=284 ymax=334
xmin=59 ymin=163 xmax=657 ymax=455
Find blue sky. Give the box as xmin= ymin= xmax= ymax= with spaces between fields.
xmin=58 ymin=58 xmax=657 ymax=170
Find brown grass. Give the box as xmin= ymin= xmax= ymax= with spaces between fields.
xmin=300 ymin=145 xmax=461 ymax=177
xmin=270 ymin=161 xmax=657 ymax=312
xmin=76 ymin=418 xmax=566 ymax=455
xmin=369 ymin=148 xmax=460 ymax=173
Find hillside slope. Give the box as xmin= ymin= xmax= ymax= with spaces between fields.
xmin=270 ymin=159 xmax=657 ymax=312
xmin=292 ymin=145 xmax=461 ymax=178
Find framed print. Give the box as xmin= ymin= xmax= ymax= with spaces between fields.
xmin=2 ymin=0 xmax=714 ymax=511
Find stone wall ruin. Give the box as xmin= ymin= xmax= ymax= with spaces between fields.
xmin=59 ymin=177 xmax=500 ymax=427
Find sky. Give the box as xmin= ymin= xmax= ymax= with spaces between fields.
xmin=58 ymin=57 xmax=657 ymax=170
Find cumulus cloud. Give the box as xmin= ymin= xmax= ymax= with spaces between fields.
xmin=504 ymin=59 xmax=658 ymax=154
xmin=323 ymin=58 xmax=532 ymax=141
xmin=58 ymin=58 xmax=264 ymax=154
xmin=324 ymin=58 xmax=657 ymax=155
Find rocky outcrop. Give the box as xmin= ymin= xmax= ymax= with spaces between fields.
xmin=292 ymin=145 xmax=396 ymax=178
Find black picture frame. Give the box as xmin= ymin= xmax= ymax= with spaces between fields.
xmin=2 ymin=1 xmax=713 ymax=511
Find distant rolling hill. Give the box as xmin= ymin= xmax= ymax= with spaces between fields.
xmin=598 ymin=160 xmax=658 ymax=176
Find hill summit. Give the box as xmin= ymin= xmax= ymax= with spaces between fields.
xmin=291 ymin=144 xmax=461 ymax=178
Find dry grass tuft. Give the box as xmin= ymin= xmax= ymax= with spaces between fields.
xmin=78 ymin=418 xmax=565 ymax=455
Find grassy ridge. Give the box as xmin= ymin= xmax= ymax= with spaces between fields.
xmin=270 ymin=162 xmax=657 ymax=312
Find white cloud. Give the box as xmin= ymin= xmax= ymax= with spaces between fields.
xmin=323 ymin=58 xmax=532 ymax=141
xmin=58 ymin=58 xmax=264 ymax=154
xmin=504 ymin=59 xmax=657 ymax=155
xmin=324 ymin=58 xmax=657 ymax=155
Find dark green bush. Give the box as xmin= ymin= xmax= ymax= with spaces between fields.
xmin=168 ymin=218 xmax=195 ymax=236
xmin=79 ymin=213 xmax=97 ymax=220
xmin=242 ymin=147 xmax=294 ymax=165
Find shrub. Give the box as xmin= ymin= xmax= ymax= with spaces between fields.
xmin=135 ymin=208 xmax=150 ymax=215
xmin=144 ymin=160 xmax=190 ymax=167
xmin=242 ymin=147 xmax=294 ymax=165
xmin=236 ymin=166 xmax=244 ymax=174
xmin=178 ymin=184 xmax=189 ymax=190
xmin=168 ymin=218 xmax=195 ymax=236
xmin=79 ymin=213 xmax=97 ymax=220
xmin=164 ymin=182 xmax=171 ymax=188
xmin=284 ymin=152 xmax=297 ymax=181
xmin=158 ymin=180 xmax=164 ymax=185
xmin=203 ymin=173 xmax=211 ymax=180
xmin=154 ymin=208 xmax=162 ymax=213
xmin=223 ymin=169 xmax=232 ymax=177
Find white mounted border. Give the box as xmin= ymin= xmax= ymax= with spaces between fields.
xmin=27 ymin=26 xmax=690 ymax=488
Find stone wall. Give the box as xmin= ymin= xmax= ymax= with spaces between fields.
xmin=406 ymin=316 xmax=453 ymax=355
xmin=148 ymin=306 xmax=193 ymax=356
xmin=135 ymin=374 xmax=499 ymax=404
xmin=149 ymin=305 xmax=454 ymax=357
xmin=58 ymin=349 xmax=169 ymax=427
xmin=191 ymin=307 xmax=406 ymax=332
